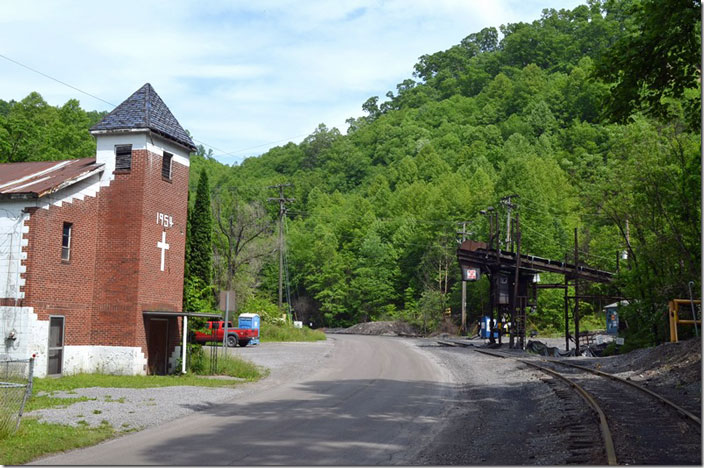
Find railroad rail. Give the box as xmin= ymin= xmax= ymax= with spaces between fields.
xmin=471 ymin=347 xmax=701 ymax=465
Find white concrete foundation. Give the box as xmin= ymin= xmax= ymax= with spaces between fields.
xmin=1 ymin=306 xmax=48 ymax=372
xmin=62 ymin=345 xmax=147 ymax=376
xmin=1 ymin=306 xmax=148 ymax=377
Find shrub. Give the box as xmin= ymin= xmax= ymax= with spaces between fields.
xmin=187 ymin=344 xmax=206 ymax=374
xmin=240 ymin=295 xmax=284 ymax=325
xmin=261 ymin=323 xmax=326 ymax=342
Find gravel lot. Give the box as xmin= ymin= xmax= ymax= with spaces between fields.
xmin=28 ymin=340 xmax=334 ymax=432
xmin=411 ymin=338 xmax=574 ymax=465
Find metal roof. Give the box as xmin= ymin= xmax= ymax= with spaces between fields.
xmin=143 ymin=310 xmax=222 ymax=319
xmin=90 ymin=83 xmax=196 ymax=151
xmin=0 ymin=158 xmax=104 ymax=199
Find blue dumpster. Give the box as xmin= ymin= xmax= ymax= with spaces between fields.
xmin=238 ymin=313 xmax=260 ymax=345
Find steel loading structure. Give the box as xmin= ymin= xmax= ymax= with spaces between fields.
xmin=457 ymin=205 xmax=619 ymax=352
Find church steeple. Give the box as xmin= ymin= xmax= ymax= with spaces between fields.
xmin=91 ymin=83 xmax=196 ymax=152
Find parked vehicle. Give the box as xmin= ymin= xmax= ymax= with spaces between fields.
xmin=193 ymin=320 xmax=258 ymax=347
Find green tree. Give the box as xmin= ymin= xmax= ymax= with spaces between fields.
xmin=577 ymin=116 xmax=700 ymax=344
xmin=212 ymin=186 xmax=274 ymax=312
xmin=185 ymin=168 xmax=214 ymax=308
xmin=348 ymin=226 xmax=400 ymax=322
xmin=0 ymin=93 xmax=102 ymax=163
xmin=595 ymin=0 xmax=702 ymax=124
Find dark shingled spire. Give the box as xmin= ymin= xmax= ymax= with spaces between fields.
xmin=90 ymin=83 xmax=196 ymax=151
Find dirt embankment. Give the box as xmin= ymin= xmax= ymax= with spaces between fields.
xmin=586 ymin=337 xmax=702 ymax=413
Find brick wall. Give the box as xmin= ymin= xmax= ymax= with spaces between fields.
xmin=19 ymin=145 xmax=189 ymax=373
xmin=136 ymin=149 xmax=188 ymax=326
xmin=135 ymin=149 xmax=188 ymax=361
xmin=21 ymin=190 xmax=100 ymax=346
xmin=91 ymin=150 xmax=145 ymax=348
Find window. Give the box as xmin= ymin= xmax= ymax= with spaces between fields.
xmin=61 ymin=222 xmax=72 ymax=261
xmin=115 ymin=144 xmax=132 ymax=171
xmin=162 ymin=152 xmax=173 ymax=180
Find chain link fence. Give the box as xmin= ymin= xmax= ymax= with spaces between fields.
xmin=0 ymin=358 xmax=34 ymax=438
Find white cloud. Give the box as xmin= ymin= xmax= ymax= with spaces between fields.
xmin=0 ymin=0 xmax=586 ymax=164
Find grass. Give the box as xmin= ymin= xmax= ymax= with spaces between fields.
xmin=24 ymin=394 xmax=96 ymax=412
xmin=201 ymin=324 xmax=326 ymax=347
xmin=0 ymin=418 xmax=114 ymax=465
xmin=0 ymin=352 xmax=266 ymax=465
xmin=206 ymin=353 xmax=265 ymax=378
xmin=25 ymin=368 xmax=263 ymax=413
xmin=260 ymin=323 xmax=327 ymax=342
xmin=528 ymin=313 xmax=607 ymax=338
xmin=33 ymin=357 xmax=262 ymax=396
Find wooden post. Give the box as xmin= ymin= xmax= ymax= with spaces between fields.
xmin=574 ymin=228 xmax=580 ymax=355
xmin=510 ymin=213 xmax=520 ymax=349
xmin=669 ymin=300 xmax=678 ymax=343
xmin=460 ymin=223 xmax=467 ymax=335
xmin=565 ymin=275 xmax=569 ymax=352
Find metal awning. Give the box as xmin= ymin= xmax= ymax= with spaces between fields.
xmin=142 ymin=311 xmax=222 ymax=375
xmin=143 ymin=310 xmax=221 ymax=319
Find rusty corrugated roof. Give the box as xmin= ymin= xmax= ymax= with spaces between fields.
xmin=0 ymin=158 xmax=104 ymax=199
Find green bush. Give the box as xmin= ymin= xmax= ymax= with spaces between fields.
xmin=240 ymin=295 xmax=284 ymax=325
xmin=202 ymin=353 xmax=262 ymax=380
xmin=579 ymin=313 xmax=607 ymax=332
xmin=187 ymin=344 xmax=206 ymax=374
xmin=261 ymin=323 xmax=326 ymax=342
xmin=187 ymin=345 xmax=261 ymax=379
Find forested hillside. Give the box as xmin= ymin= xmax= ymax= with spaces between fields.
xmin=1 ymin=0 xmax=700 ymax=347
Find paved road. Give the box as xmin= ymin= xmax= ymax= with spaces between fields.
xmin=34 ymin=335 xmax=456 ymax=465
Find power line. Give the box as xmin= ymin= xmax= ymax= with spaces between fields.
xmin=520 ymin=197 xmax=608 ymax=221
xmin=210 ymin=134 xmax=310 ymax=160
xmin=286 ymin=208 xmax=469 ymax=227
xmin=0 ymin=52 xmax=306 ymax=161
xmin=0 ymin=53 xmax=117 ymax=108
xmin=520 ymin=222 xmax=569 ymax=249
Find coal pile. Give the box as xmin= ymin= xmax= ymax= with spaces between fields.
xmin=333 ymin=321 xmax=419 ymax=337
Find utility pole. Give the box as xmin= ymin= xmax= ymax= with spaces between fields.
xmin=511 ymin=211 xmax=521 ymax=349
xmin=574 ymin=227 xmax=580 ymax=355
xmin=457 ymin=221 xmax=473 ymax=335
xmin=501 ymin=194 xmax=519 ymax=251
xmin=268 ymin=184 xmax=295 ymax=317
xmin=484 ymin=206 xmax=497 ymax=254
xmin=481 ymin=206 xmax=498 ymax=344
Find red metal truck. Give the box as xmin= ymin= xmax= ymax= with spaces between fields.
xmin=193 ymin=320 xmax=258 ymax=347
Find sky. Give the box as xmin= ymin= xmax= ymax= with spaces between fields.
xmin=0 ymin=0 xmax=586 ymax=165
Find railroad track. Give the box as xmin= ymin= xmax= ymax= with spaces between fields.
xmin=473 ymin=348 xmax=702 ymax=465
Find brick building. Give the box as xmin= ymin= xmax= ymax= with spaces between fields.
xmin=0 ymin=84 xmax=196 ymax=376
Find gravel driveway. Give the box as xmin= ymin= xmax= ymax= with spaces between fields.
xmin=28 ymin=340 xmax=334 ymax=432
xmin=28 ymin=336 xmax=579 ymax=465
xmin=26 ymin=334 xmax=700 ymax=465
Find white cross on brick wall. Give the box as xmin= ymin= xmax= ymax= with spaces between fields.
xmin=157 ymin=231 xmax=169 ymax=271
